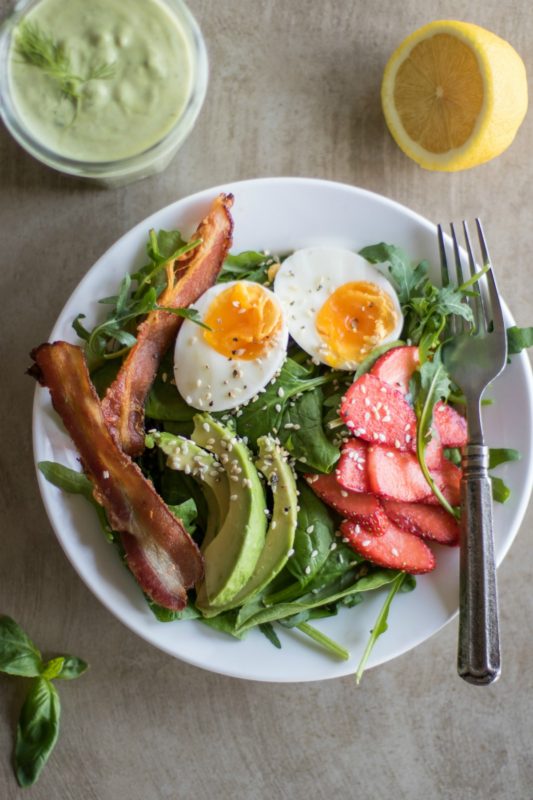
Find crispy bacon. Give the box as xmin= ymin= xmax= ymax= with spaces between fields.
xmin=102 ymin=193 xmax=234 ymax=456
xmin=30 ymin=342 xmax=203 ymax=611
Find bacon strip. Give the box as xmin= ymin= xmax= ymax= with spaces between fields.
xmin=30 ymin=342 xmax=203 ymax=611
xmin=102 ymin=193 xmax=234 ymax=456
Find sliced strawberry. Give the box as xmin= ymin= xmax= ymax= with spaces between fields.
xmin=335 ymin=439 xmax=370 ymax=493
xmin=382 ymin=500 xmax=459 ymax=546
xmin=370 ymin=345 xmax=419 ymax=394
xmin=434 ymin=401 xmax=468 ymax=447
xmin=340 ymin=373 xmax=416 ymax=451
xmin=305 ymin=472 xmax=387 ymax=534
xmin=425 ymin=433 xmax=444 ymax=470
xmin=340 ymin=518 xmax=436 ymax=574
xmin=421 ymin=459 xmax=462 ymax=506
xmin=367 ymin=444 xmax=435 ymax=502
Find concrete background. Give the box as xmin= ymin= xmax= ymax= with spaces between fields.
xmin=1 ymin=1 xmax=532 ymax=798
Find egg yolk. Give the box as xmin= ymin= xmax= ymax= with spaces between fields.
xmin=315 ymin=281 xmax=398 ymax=367
xmin=203 ymin=282 xmax=283 ymax=360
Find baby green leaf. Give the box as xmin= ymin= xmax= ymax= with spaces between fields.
xmin=15 ymin=678 xmax=60 ymax=788
xmin=489 ymin=448 xmax=521 ymax=469
xmin=507 ymin=325 xmax=533 ymax=355
xmin=491 ymin=476 xmax=511 ymax=504
xmin=355 ymin=572 xmax=406 ymax=684
xmin=0 ymin=616 xmax=43 ymax=677
xmin=360 ymin=243 xmax=427 ymax=304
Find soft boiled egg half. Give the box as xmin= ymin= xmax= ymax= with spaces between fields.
xmin=273 ymin=247 xmax=403 ymax=369
xmin=174 ymin=280 xmax=288 ymax=412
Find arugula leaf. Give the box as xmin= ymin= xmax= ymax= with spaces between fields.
xmin=491 ymin=476 xmax=511 ymax=504
xmin=359 ymin=243 xmax=427 ymax=304
xmin=411 ymin=352 xmax=457 ymax=517
xmin=355 ymin=572 xmax=406 ymax=684
xmin=295 ymin=621 xmax=349 ymax=661
xmin=507 ymin=326 xmax=533 ymax=355
xmin=0 ymin=616 xmax=43 ymax=677
xmin=15 ymin=678 xmax=60 ymax=787
xmin=38 ymin=462 xmax=114 ymax=542
xmin=489 ymin=448 xmax=521 ymax=469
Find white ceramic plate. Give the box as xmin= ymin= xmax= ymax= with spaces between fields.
xmin=33 ymin=178 xmax=533 ymax=682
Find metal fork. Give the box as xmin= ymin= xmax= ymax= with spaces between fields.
xmin=438 ymin=220 xmax=508 ymax=686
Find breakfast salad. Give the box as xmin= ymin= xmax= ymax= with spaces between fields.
xmin=30 ymin=195 xmax=530 ymax=677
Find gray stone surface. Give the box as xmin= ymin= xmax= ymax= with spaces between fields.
xmin=1 ymin=1 xmax=532 ymax=798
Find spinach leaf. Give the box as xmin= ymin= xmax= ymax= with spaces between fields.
xmin=145 ymin=378 xmax=195 ymax=422
xmin=168 ymin=498 xmax=197 ymax=535
xmin=0 ymin=616 xmax=43 ymax=677
xmin=507 ymin=325 xmax=533 ymax=355
xmin=148 ymin=601 xmax=201 ymax=623
xmin=258 ymin=622 xmax=282 ymax=649
xmin=489 ymin=448 xmax=521 ymax=469
xmin=285 ymin=482 xmax=334 ymax=585
xmin=355 ymin=572 xmax=406 ymax=684
xmin=235 ymin=358 xmax=332 ymax=448
xmin=37 ymin=462 xmax=114 ymax=542
xmin=218 ymin=251 xmax=275 ymax=284
xmin=280 ymin=388 xmax=340 ymax=472
xmin=15 ymin=678 xmax=60 ymax=788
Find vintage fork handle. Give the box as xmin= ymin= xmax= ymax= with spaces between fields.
xmin=458 ymin=444 xmax=501 ymax=685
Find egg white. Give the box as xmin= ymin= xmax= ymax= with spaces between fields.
xmin=273 ymin=247 xmax=403 ymax=369
xmin=174 ymin=280 xmax=289 ymax=412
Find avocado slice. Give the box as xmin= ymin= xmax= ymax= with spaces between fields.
xmin=193 ymin=414 xmax=267 ymax=609
xmin=147 ymin=431 xmax=229 ymax=551
xmin=200 ymin=435 xmax=298 ymax=616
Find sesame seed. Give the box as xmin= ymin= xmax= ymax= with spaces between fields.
xmin=196 ymin=379 xmax=202 ymax=388
xmin=329 ymin=542 xmax=337 ymax=551
xmin=102 ymin=470 xmax=110 ymax=479
xmin=202 ymin=422 xmax=210 ymax=432
xmin=271 ymin=520 xmax=277 ymax=529
xmin=288 ymin=548 xmax=295 ymax=556
xmin=230 ymin=494 xmax=238 ymax=501
xmin=306 ymin=525 xmax=315 ymax=533
xmin=405 ymin=434 xmax=411 ymax=443
xmin=362 ymin=540 xmax=371 ymax=547
xmin=275 ymin=403 xmax=282 ymax=413
xmin=341 ymin=490 xmax=348 ymax=498
xmin=391 ymin=547 xmax=400 ymax=557
xmin=360 ymin=385 xmax=367 ymax=395
xmin=277 ymin=387 xmax=285 ymax=398
xmin=380 ymin=386 xmax=387 ymax=393
xmin=304 ymin=565 xmax=312 ymax=575
xmin=311 ymin=549 xmax=318 ymax=558
xmin=185 ymin=395 xmax=192 ymax=404
xmin=395 ymin=439 xmax=401 ymax=448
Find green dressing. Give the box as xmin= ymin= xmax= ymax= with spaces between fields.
xmin=9 ymin=0 xmax=193 ymax=161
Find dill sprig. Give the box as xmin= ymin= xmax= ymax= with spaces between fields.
xmin=15 ymin=21 xmax=116 ymax=114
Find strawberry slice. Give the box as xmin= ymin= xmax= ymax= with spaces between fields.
xmin=434 ymin=401 xmax=468 ymax=447
xmin=305 ymin=472 xmax=387 ymax=534
xmin=370 ymin=345 xmax=419 ymax=394
xmin=340 ymin=518 xmax=436 ymax=574
xmin=367 ymin=444 xmax=435 ymax=502
xmin=335 ymin=439 xmax=370 ymax=493
xmin=382 ymin=499 xmax=459 ymax=546
xmin=420 ymin=459 xmax=462 ymax=507
xmin=340 ymin=374 xmax=417 ymax=451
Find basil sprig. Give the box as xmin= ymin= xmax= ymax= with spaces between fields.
xmin=0 ymin=616 xmax=87 ymax=787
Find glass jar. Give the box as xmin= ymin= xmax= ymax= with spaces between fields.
xmin=0 ymin=0 xmax=208 ymax=186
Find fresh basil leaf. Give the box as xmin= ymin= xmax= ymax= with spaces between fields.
xmin=0 ymin=616 xmax=43 ymax=677
xmin=41 ymin=657 xmax=65 ymax=680
xmin=488 ymin=448 xmax=521 ymax=469
xmin=15 ymin=678 xmax=60 ymax=788
xmin=491 ymin=476 xmax=511 ymax=504
xmin=507 ymin=325 xmax=533 ymax=355
xmin=53 ymin=656 xmax=88 ymax=680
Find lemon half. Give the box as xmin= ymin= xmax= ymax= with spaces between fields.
xmin=381 ymin=20 xmax=528 ymax=171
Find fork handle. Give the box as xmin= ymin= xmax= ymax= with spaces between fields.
xmin=458 ymin=444 xmax=501 ymax=685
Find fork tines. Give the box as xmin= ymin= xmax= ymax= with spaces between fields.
xmin=438 ymin=220 xmax=506 ymax=337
